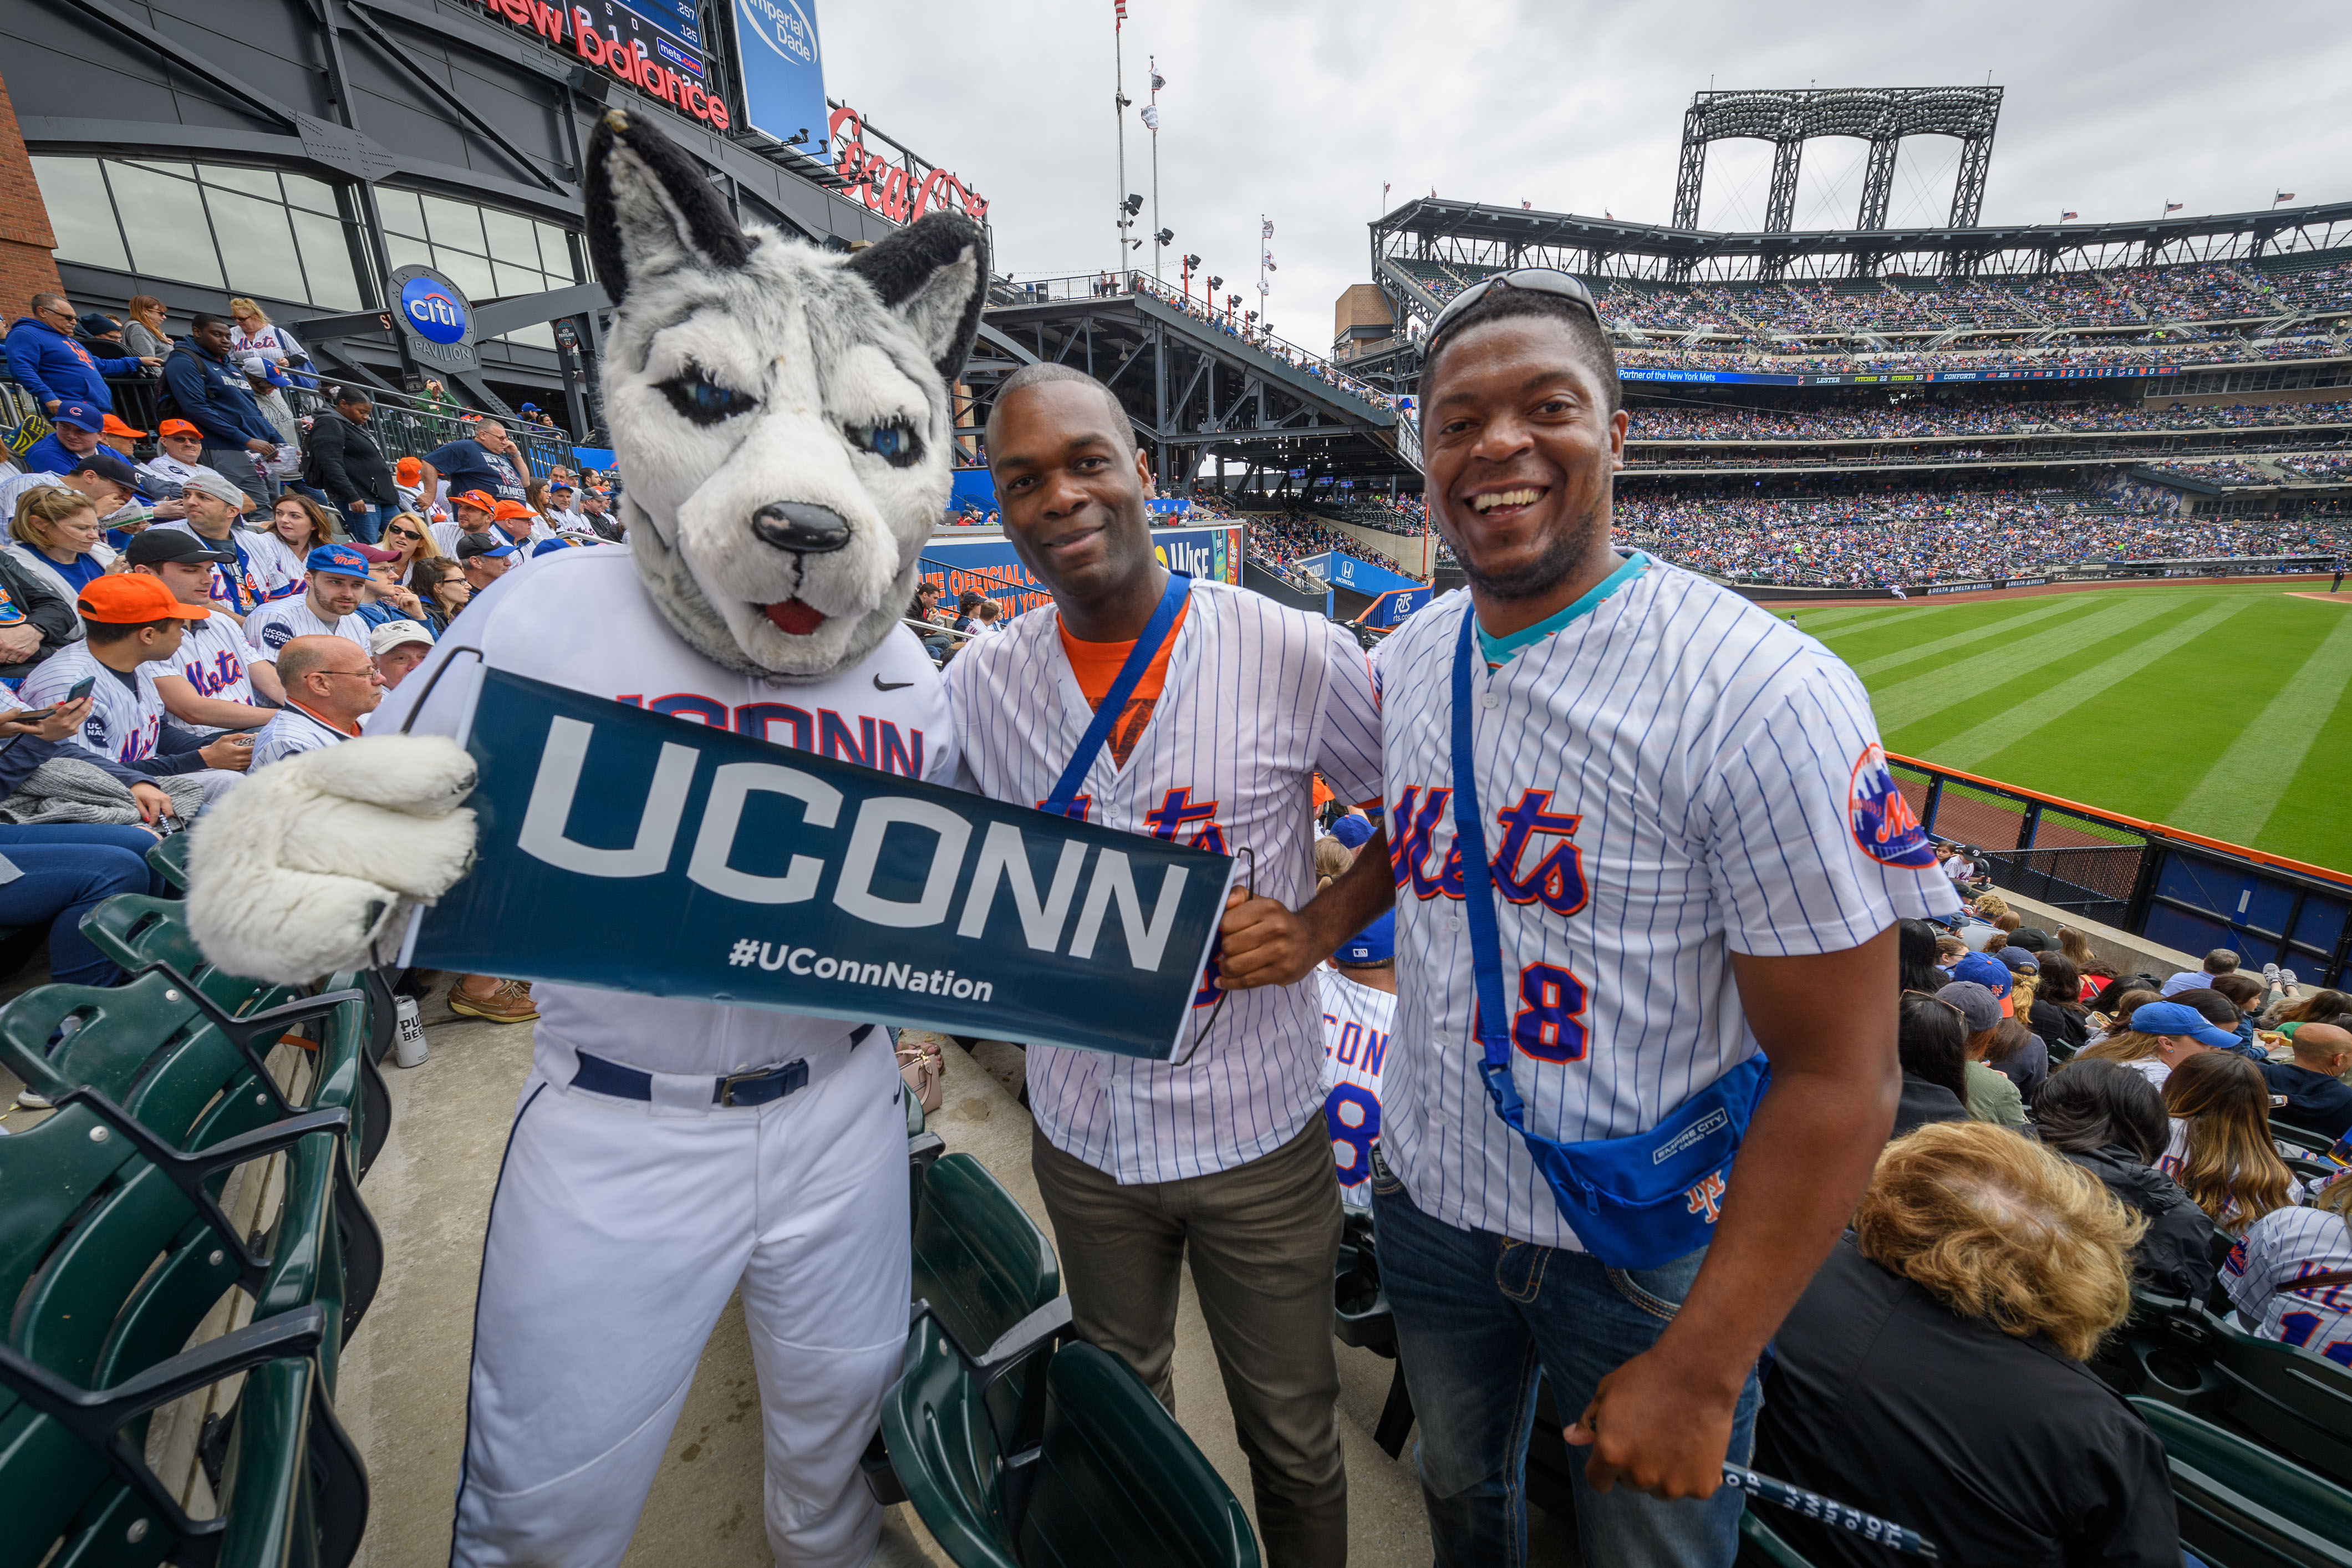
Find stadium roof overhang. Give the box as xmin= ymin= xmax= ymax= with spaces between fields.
xmin=1373 ymin=197 xmax=2352 ymax=278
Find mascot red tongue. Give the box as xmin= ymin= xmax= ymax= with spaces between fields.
xmin=179 ymin=107 xmax=988 ymax=1567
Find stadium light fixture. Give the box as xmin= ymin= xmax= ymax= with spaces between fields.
xmin=1155 ymin=228 xmax=1174 ymax=247
xmin=1123 ymin=194 xmax=1144 ymax=216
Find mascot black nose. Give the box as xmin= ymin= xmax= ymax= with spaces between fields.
xmin=751 ymin=502 xmax=852 ymax=554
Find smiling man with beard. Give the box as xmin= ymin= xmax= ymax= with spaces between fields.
xmin=1218 ymin=272 xmax=1959 ymax=1567
xmin=944 ymin=363 xmax=1383 ymax=1568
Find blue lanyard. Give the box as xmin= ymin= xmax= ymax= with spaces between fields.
xmin=1449 ymin=605 xmax=1515 ymax=1074
xmin=1040 ymin=571 xmax=1189 ymax=818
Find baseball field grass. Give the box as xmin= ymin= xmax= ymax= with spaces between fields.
xmin=1786 ymin=583 xmax=2352 ymax=876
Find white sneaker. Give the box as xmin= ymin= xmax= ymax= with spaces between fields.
xmin=2265 ymin=962 xmax=2284 ymax=991
xmin=2282 ymin=969 xmax=2301 ymax=996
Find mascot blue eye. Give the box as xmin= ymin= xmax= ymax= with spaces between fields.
xmin=848 ymin=421 xmax=921 ymax=469
xmin=656 ymin=369 xmax=756 ymax=426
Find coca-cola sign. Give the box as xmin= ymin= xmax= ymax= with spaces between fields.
xmin=828 ymin=105 xmax=987 ymax=223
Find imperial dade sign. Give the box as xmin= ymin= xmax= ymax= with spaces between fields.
xmin=406 ymin=670 xmax=1237 ymax=1059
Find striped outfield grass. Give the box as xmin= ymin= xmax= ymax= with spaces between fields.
xmin=1789 ymin=584 xmax=2352 ymax=875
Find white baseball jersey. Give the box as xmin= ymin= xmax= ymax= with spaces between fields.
xmin=2224 ymin=1204 xmax=2352 ymax=1366
xmin=245 ymin=595 xmax=369 ymax=656
xmin=152 ymin=521 xmax=300 ymax=613
xmin=1376 ymin=558 xmax=1959 ymax=1250
xmin=243 ymin=530 xmax=313 ymax=598
xmin=1317 ymin=967 xmax=1397 ymax=1210
xmin=376 ymin=548 xmax=956 ymax=1080
xmin=251 ymin=701 xmax=353 ymax=768
xmin=944 ymin=577 xmax=1384 ymax=1184
xmin=141 ymin=614 xmax=266 ymax=707
xmin=23 ymin=643 xmax=163 ymax=765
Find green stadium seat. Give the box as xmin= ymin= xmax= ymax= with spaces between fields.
xmin=2132 ymin=1397 xmax=2352 ymax=1568
xmin=145 ymin=829 xmax=190 ymax=891
xmin=883 ymin=1324 xmax=1259 ymax=1568
xmin=2273 ymin=1123 xmax=2336 ymax=1160
xmin=81 ymin=894 xmax=296 ymax=1015
xmin=1737 ymin=1510 xmax=1821 ymax=1568
xmin=2127 ymin=1306 xmax=2352 ymax=1491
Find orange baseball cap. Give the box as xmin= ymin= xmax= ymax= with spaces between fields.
xmin=78 ymin=575 xmax=211 ymax=625
xmin=492 ymin=499 xmax=538 ymax=522
xmin=452 ymin=489 xmax=498 ymax=515
xmin=395 ymin=456 xmax=422 ymax=483
xmin=157 ymin=418 xmax=200 ymax=437
xmin=101 ymin=413 xmax=147 ymax=438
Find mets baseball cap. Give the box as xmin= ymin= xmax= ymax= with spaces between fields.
xmin=1951 ymin=950 xmax=2014 ymax=1006
xmin=77 ymin=574 xmax=210 ymax=624
xmin=395 ymin=456 xmax=423 ymax=483
xmin=1335 ymin=911 xmax=1395 ymax=966
xmin=369 ymin=619 xmax=434 ymax=655
xmin=2130 ymin=1001 xmax=2242 ymax=1052
xmin=100 ymin=413 xmax=146 ymax=439
xmin=1936 ymin=981 xmax=2002 ymax=1035
xmin=157 ymin=418 xmax=201 ymax=439
xmin=49 ymin=401 xmax=105 ymax=433
xmin=306 ymin=543 xmax=375 ymax=580
xmin=125 ymin=528 xmax=233 ymax=567
xmin=1994 ymin=945 xmax=2039 ymax=974
xmin=492 ymin=499 xmax=537 ymax=522
xmin=455 ymin=531 xmax=517 ymax=561
xmin=67 ymin=451 xmax=139 ymax=489
xmin=1328 ymin=814 xmax=1373 ymax=850
xmin=550 ymin=478 xmax=576 ymax=494
xmin=451 ymin=489 xmax=498 ymax=516
xmin=530 ymin=537 xmax=575 ymax=558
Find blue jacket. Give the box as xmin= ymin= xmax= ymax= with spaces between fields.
xmin=161 ymin=342 xmax=278 ymax=450
xmin=4 ymin=317 xmax=141 ymax=411
xmin=19 ymin=432 xmax=84 ymax=475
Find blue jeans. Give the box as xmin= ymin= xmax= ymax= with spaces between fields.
xmin=339 ymin=501 xmax=383 ymax=543
xmin=1373 ymin=1171 xmax=1759 ymax=1568
xmin=0 ymin=826 xmax=164 ymax=987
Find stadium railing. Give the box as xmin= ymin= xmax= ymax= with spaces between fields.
xmin=1886 ymin=751 xmax=2352 ymax=988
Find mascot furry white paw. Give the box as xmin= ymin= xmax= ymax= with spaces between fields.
xmin=188 ymin=108 xmax=986 ymax=1567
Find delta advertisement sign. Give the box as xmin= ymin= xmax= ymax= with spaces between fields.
xmin=465 ymin=0 xmax=732 ymax=129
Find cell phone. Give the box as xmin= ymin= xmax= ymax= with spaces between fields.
xmin=8 ymin=678 xmax=96 ymax=725
xmin=67 ymin=676 xmax=95 ymax=704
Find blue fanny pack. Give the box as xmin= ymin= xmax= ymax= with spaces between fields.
xmin=1449 ymin=607 xmax=1769 ymax=1270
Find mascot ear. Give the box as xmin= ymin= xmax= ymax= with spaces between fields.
xmin=845 ymin=212 xmax=991 ymax=388
xmin=585 ymin=109 xmax=752 ymax=304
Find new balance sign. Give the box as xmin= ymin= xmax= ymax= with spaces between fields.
xmin=406 ymin=669 xmax=1235 ymax=1058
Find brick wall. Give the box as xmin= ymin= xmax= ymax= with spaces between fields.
xmin=0 ymin=72 xmax=63 ymax=316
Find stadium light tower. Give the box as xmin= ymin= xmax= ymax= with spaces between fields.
xmin=1145 ymin=58 xmax=1167 ymax=282
xmin=1112 ymin=7 xmax=1130 ymax=278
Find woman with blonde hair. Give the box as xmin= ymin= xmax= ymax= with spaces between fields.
xmin=247 ymin=492 xmax=337 ymax=593
xmin=378 ymin=511 xmax=446 ymax=573
xmin=1755 ymin=1122 xmax=2173 ymax=1566
xmin=2161 ymin=1050 xmax=2294 ymax=1235
xmin=8 ymin=487 xmax=115 ymax=600
xmin=227 ymin=297 xmax=309 ymax=381
xmin=1312 ymin=833 xmax=1353 ymax=893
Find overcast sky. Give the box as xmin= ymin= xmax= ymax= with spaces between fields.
xmin=819 ymin=0 xmax=2350 ymax=351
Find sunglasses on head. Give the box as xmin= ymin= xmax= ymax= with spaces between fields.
xmin=1428 ymin=267 xmax=1604 ymax=340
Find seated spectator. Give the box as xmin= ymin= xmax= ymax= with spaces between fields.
xmin=2080 ymin=998 xmax=2237 ymax=1090
xmin=408 ymin=557 xmax=472 ymax=637
xmin=245 ymin=543 xmax=374 ymax=655
xmin=2160 ymin=1050 xmax=2294 ymax=1235
xmin=155 ymin=470 xmax=287 ymax=614
xmin=0 ymin=533 xmax=83 ymax=680
xmin=491 ymin=497 xmax=555 ymax=551
xmin=1754 ymin=1122 xmax=2178 ymax=1568
xmin=123 ymin=529 xmax=282 ymax=735
xmin=2163 ymin=947 xmax=2240 ymax=996
xmin=248 ymin=492 xmax=338 ymax=587
xmin=1997 ymin=944 xmax=2040 ymax=1019
xmin=8 ymin=486 xmax=115 ymax=600
xmin=431 ymin=489 xmax=500 ymax=556
xmin=1896 ymin=916 xmax=1947 ymax=994
xmin=394 ymin=454 xmax=428 ymax=516
xmin=161 ymin=312 xmax=282 ymax=506
xmin=1939 ymin=980 xmax=2026 ymax=1127
xmin=377 ymin=511 xmax=445 ymax=577
xmin=2266 ymin=990 xmax=2352 ymax=1044
xmin=353 ymin=550 xmax=432 ymax=635
xmin=454 ymin=532 xmax=517 ymax=597
xmin=6 ymin=291 xmax=156 ymax=417
xmin=971 ymin=597 xmax=1003 ymax=635
xmin=2263 ymin=1024 xmax=2352 ymax=1139
xmin=2222 ymin=1169 xmax=2352 ymax=1362
xmin=19 ymin=400 xmax=109 ymax=477
xmin=2029 ymin=953 xmax=2093 ymax=1056
xmin=1896 ymin=989 xmax=1972 ymax=1137
xmin=2211 ymin=972 xmax=2269 ymax=1040
xmin=371 ymin=619 xmax=434 ymax=689
xmin=1948 ymin=946 xmax=2015 ymax=1017
xmin=2171 ymin=985 xmax=2261 ymax=1059
xmin=578 ymin=486 xmax=622 ymax=542
xmin=2037 ymin=1060 xmax=2218 ymax=1300
xmin=1987 ymin=1017 xmax=2050 ymax=1107
xmin=2007 ymin=926 xmax=2053 ymax=956
xmin=1932 ymin=930 xmax=1968 ymax=972
xmin=21 ymin=576 xmax=252 ymax=796
xmin=2088 ymin=984 xmax=2161 ymax=1042
xmin=251 ymin=634 xmax=381 ymax=768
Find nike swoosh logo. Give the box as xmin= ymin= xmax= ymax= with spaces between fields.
xmin=873 ymin=676 xmax=914 ymax=691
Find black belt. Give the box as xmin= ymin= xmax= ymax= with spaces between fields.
xmin=572 ymin=1024 xmax=874 ymax=1107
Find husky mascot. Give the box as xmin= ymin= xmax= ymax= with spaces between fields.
xmin=186 ymin=110 xmax=985 ymax=1567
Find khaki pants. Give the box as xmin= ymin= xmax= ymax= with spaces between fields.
xmin=1031 ymin=1118 xmax=1347 ymax=1568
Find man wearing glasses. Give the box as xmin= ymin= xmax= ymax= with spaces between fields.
xmin=1219 ymin=270 xmax=1958 ymax=1566
xmin=250 ymin=634 xmax=383 ymax=768
xmin=4 ymin=292 xmax=161 ymax=417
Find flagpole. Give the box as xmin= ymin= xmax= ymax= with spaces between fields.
xmin=1113 ymin=6 xmax=1127 ymax=283
xmin=1149 ymin=55 xmax=1162 ymax=283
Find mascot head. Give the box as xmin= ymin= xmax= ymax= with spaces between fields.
xmin=585 ymin=109 xmax=987 ymax=679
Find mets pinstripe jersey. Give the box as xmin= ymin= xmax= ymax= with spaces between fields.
xmin=151 ymin=522 xmax=299 ymax=614
xmin=22 ymin=642 xmax=165 ymax=765
xmin=1317 ymin=968 xmax=1396 ymax=1211
xmin=141 ymin=615 xmax=267 ymax=707
xmin=245 ymin=596 xmax=369 ymax=655
xmin=1375 ymin=558 xmax=1959 ymax=1249
xmin=2224 ymin=1204 xmax=2352 ymax=1365
xmin=946 ymin=577 xmax=1384 ymax=1184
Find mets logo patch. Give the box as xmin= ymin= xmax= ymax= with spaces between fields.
xmin=1846 ymin=743 xmax=1936 ymax=868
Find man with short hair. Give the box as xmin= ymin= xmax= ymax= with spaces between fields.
xmin=141 ymin=419 xmax=231 ymax=497
xmin=421 ymin=417 xmax=528 ymax=513
xmin=160 ymin=313 xmax=281 ymax=505
xmin=19 ymin=400 xmax=105 ymax=474
xmin=1220 ymin=271 xmax=1958 ymax=1567
xmin=579 ymin=486 xmax=623 ymax=542
xmin=545 ymin=478 xmax=593 ymax=536
xmin=371 ymin=618 xmax=434 ymax=688
xmin=6 ymin=291 xmax=159 ymax=414
xmin=2163 ymin=948 xmax=2241 ymax=997
xmin=251 ymin=634 xmax=382 ymax=768
xmin=245 ymin=543 xmax=373 ymax=655
xmin=125 ymin=528 xmax=284 ymax=734
xmin=2262 ymin=1024 xmax=2352 ymax=1139
xmin=455 ymin=531 xmax=517 ymax=595
xmin=21 ymin=576 xmax=252 ymax=794
xmin=1936 ymin=981 xmax=2026 ymax=1128
xmin=155 ymin=470 xmax=286 ymax=614
xmin=949 ymin=363 xmax=1383 ymax=1568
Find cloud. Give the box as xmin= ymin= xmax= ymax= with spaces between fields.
xmin=818 ymin=0 xmax=2350 ymax=349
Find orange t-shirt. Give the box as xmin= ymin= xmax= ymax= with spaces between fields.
xmin=1057 ymin=599 xmax=1189 ymax=768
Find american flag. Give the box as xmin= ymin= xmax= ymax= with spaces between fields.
xmin=2164 ymin=201 xmax=2184 ymax=214
xmin=2276 ymin=191 xmax=2297 ymax=205
xmin=2061 ymin=210 xmax=2079 ymax=221
xmin=1114 ymin=0 xmax=1126 ymax=26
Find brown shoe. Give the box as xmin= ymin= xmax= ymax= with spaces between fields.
xmin=448 ymin=978 xmax=539 ymax=1024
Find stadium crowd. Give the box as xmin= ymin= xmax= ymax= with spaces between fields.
xmin=1626 ymin=396 xmax=2352 ymax=442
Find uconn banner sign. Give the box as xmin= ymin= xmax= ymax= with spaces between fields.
xmin=407 ymin=670 xmax=1235 ymax=1058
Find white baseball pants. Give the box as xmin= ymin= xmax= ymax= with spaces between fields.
xmin=449 ymin=1032 xmax=911 ymax=1567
